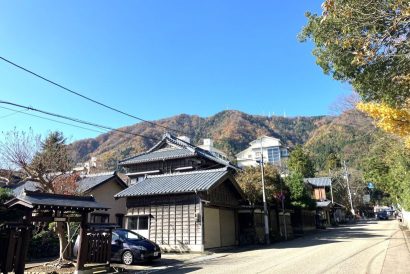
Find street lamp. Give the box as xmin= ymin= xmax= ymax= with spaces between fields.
xmin=258 ymin=137 xmax=270 ymax=245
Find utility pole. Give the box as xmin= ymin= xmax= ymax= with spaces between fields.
xmin=259 ymin=137 xmax=270 ymax=245
xmin=343 ymin=160 xmax=355 ymax=215
xmin=329 ymin=169 xmax=334 ymax=204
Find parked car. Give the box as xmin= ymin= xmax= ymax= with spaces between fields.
xmin=74 ymin=229 xmax=161 ymax=265
xmin=377 ymin=210 xmax=389 ymax=220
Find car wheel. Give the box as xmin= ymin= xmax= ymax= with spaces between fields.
xmin=122 ymin=250 xmax=134 ymax=265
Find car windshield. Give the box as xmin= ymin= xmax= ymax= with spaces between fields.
xmin=116 ymin=230 xmax=145 ymax=240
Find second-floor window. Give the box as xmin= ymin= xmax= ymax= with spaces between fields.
xmin=267 ymin=147 xmax=281 ymax=164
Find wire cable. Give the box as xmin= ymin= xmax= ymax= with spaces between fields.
xmin=0 ymin=107 xmax=29 ymax=119
xmin=0 ymin=100 xmax=160 ymax=141
xmin=0 ymin=105 xmax=108 ymax=135
xmin=0 ymin=56 xmax=189 ymax=135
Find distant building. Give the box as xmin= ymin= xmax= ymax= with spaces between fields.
xmin=235 ymin=136 xmax=289 ymax=168
xmin=72 ymin=157 xmax=99 ymax=174
xmin=197 ymin=138 xmax=229 ymax=161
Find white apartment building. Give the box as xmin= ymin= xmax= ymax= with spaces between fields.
xmin=235 ymin=136 xmax=289 ymax=168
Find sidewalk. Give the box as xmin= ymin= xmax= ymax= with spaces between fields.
xmin=381 ymin=224 xmax=410 ymax=274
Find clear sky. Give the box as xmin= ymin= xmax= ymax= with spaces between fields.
xmin=0 ymin=1 xmax=350 ymax=142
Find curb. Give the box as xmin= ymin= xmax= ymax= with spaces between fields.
xmin=399 ymin=222 xmax=410 ymax=253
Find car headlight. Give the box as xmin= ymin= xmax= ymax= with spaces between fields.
xmin=133 ymin=246 xmax=147 ymax=251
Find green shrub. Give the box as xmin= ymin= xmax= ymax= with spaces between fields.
xmin=28 ymin=230 xmax=59 ymax=259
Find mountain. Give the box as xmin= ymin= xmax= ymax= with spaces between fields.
xmin=304 ymin=109 xmax=383 ymax=172
xmin=69 ymin=110 xmax=332 ymax=169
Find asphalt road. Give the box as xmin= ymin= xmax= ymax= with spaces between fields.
xmin=158 ymin=220 xmax=404 ymax=274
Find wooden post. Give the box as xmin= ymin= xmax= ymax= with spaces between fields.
xmin=76 ymin=212 xmax=88 ymax=272
xmin=14 ymin=210 xmax=32 ymax=274
xmin=106 ymin=229 xmax=112 ymax=266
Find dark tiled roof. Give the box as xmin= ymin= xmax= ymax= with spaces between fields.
xmin=119 ymin=133 xmax=239 ymax=170
xmin=5 ymin=190 xmax=109 ymax=210
xmin=304 ymin=177 xmax=332 ymax=187
xmin=119 ymin=148 xmax=195 ymax=165
xmin=6 ymin=180 xmax=41 ymax=197
xmin=115 ymin=168 xmax=230 ymax=198
xmin=77 ymin=173 xmax=125 ymax=193
xmin=5 ymin=172 xmax=126 ymax=197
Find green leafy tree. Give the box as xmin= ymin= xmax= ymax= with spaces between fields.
xmin=235 ymin=165 xmax=282 ymax=205
xmin=288 ymin=145 xmax=315 ymax=178
xmin=285 ymin=172 xmax=316 ymax=209
xmin=300 ymin=0 xmax=410 ymax=147
xmin=361 ymin=137 xmax=410 ymax=209
xmin=285 ymin=146 xmax=316 ymax=208
xmin=299 ymin=0 xmax=410 ymax=107
xmin=0 ymin=188 xmax=12 ymax=204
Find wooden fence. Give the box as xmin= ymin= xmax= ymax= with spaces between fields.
xmin=0 ymin=223 xmax=31 ymax=274
xmin=86 ymin=231 xmax=112 ymax=264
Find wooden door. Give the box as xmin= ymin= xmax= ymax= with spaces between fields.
xmin=219 ymin=209 xmax=236 ymax=247
xmin=204 ymin=207 xmax=221 ymax=249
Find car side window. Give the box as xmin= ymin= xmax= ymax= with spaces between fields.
xmin=112 ymin=232 xmax=120 ymax=243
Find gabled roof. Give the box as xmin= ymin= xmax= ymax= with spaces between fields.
xmin=77 ymin=172 xmax=127 ymax=193
xmin=304 ymin=177 xmax=332 ymax=187
xmin=5 ymin=190 xmax=109 ymax=211
xmin=5 ymin=172 xmax=127 ymax=197
xmin=119 ymin=133 xmax=239 ymax=170
xmin=115 ymin=168 xmax=243 ymax=198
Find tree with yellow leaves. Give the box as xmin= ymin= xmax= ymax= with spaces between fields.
xmin=357 ymin=102 xmax=410 ymax=147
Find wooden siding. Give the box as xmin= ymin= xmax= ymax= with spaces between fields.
xmin=125 ymin=156 xmax=226 ymax=175
xmin=313 ymin=188 xmax=327 ymax=201
xmin=126 ymin=195 xmax=202 ymax=247
xmin=203 ymin=179 xmax=241 ymax=207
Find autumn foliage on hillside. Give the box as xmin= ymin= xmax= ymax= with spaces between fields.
xmin=70 ymin=110 xmax=330 ymax=169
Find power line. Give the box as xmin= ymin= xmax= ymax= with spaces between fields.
xmin=0 ymin=101 xmax=160 ymax=142
xmin=0 ymin=56 xmax=189 ymax=136
xmin=0 ymin=106 xmax=108 ymax=135
xmin=0 ymin=108 xmax=28 ymax=119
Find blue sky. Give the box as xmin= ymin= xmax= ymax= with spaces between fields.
xmin=0 ymin=1 xmax=350 ymax=142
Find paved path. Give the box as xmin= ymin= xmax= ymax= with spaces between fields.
xmin=156 ymin=220 xmax=410 ymax=274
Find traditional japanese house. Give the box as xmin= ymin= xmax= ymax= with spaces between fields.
xmin=115 ymin=133 xmax=244 ymax=252
xmin=76 ymin=172 xmax=127 ymax=227
xmin=304 ymin=177 xmax=346 ymax=226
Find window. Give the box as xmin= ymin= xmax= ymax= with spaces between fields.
xmin=280 ymin=148 xmax=289 ymax=157
xmin=112 ymin=232 xmax=120 ymax=242
xmin=267 ymin=147 xmax=281 ymax=164
xmin=91 ymin=213 xmax=109 ymax=223
xmin=116 ymin=214 xmax=124 ymax=228
xmin=128 ymin=216 xmax=149 ymax=230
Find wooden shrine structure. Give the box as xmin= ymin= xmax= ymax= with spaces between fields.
xmin=0 ymin=190 xmax=111 ymax=274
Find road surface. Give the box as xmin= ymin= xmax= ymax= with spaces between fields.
xmin=157 ymin=220 xmax=409 ymax=274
